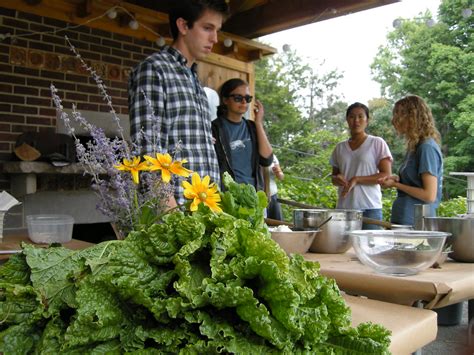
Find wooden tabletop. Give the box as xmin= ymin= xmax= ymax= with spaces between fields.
xmin=345 ymin=294 xmax=437 ymax=354
xmin=304 ymin=250 xmax=474 ymax=309
xmin=0 ymin=233 xmax=94 ymax=260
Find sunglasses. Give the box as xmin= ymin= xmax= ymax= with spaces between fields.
xmin=227 ymin=94 xmax=253 ymax=103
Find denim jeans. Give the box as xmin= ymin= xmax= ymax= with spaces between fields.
xmin=362 ymin=208 xmax=383 ymax=230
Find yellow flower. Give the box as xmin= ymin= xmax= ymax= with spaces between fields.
xmin=182 ymin=173 xmax=222 ymax=213
xmin=144 ymin=153 xmax=192 ymax=183
xmin=114 ymin=156 xmax=148 ymax=184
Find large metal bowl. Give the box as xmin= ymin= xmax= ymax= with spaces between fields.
xmin=270 ymin=230 xmax=319 ymax=255
xmin=423 ymin=217 xmax=474 ymax=262
xmin=349 ymin=230 xmax=450 ymax=276
xmin=293 ymin=209 xmax=362 ymax=253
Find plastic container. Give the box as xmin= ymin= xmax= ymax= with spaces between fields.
xmin=26 ymin=214 xmax=74 ymax=244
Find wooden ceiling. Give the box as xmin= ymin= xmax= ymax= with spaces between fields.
xmin=2 ymin=0 xmax=399 ymax=61
xmin=127 ymin=0 xmax=400 ymax=39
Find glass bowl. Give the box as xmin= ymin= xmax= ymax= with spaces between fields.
xmin=349 ymin=230 xmax=450 ymax=276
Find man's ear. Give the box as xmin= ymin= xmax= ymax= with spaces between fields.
xmin=176 ymin=18 xmax=188 ymax=36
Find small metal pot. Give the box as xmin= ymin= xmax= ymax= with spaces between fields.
xmin=293 ymin=209 xmax=363 ymax=253
xmin=423 ymin=217 xmax=474 ymax=262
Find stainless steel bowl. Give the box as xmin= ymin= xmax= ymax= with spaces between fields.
xmin=293 ymin=209 xmax=363 ymax=253
xmin=423 ymin=217 xmax=474 ymax=262
xmin=270 ymin=230 xmax=319 ymax=255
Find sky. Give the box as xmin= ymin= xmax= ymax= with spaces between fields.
xmin=260 ymin=0 xmax=442 ymax=105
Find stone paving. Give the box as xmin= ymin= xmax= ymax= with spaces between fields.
xmin=423 ymin=302 xmax=473 ymax=355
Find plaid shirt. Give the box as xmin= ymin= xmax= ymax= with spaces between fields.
xmin=129 ymin=46 xmax=220 ymax=203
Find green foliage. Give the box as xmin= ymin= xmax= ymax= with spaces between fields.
xmin=437 ymin=196 xmax=468 ymax=217
xmin=367 ymin=98 xmax=406 ymax=172
xmin=255 ymin=0 xmax=471 ymax=220
xmin=0 ymin=181 xmax=391 ymax=353
xmin=255 ymin=47 xmax=346 ymax=147
xmin=381 ymin=188 xmax=397 ymax=222
xmin=371 ymin=0 xmax=474 ymax=197
xmin=254 ymin=52 xmax=307 ymax=147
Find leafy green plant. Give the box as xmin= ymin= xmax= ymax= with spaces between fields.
xmin=0 ymin=176 xmax=391 ymax=354
xmin=437 ymin=196 xmax=467 ymax=217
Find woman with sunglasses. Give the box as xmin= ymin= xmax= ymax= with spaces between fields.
xmin=212 ymin=78 xmax=273 ymax=191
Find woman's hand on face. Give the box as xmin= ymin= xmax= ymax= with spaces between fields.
xmin=254 ymin=100 xmax=264 ymax=124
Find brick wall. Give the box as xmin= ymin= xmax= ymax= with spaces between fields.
xmin=0 ymin=7 xmax=161 ymax=231
xmin=0 ymin=6 xmax=161 ymax=187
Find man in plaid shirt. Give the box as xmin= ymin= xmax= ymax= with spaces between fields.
xmin=129 ymin=0 xmax=228 ymax=205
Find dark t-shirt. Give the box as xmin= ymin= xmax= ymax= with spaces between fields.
xmin=222 ymin=118 xmax=255 ymax=186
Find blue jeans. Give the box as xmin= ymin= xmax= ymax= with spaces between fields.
xmin=267 ymin=194 xmax=283 ymax=221
xmin=362 ymin=209 xmax=383 ymax=230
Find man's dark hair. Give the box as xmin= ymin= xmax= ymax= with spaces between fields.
xmin=169 ymin=0 xmax=229 ymax=41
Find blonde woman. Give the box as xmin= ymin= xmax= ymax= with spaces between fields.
xmin=379 ymin=95 xmax=443 ymax=225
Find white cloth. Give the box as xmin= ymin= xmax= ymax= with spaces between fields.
xmin=269 ymin=155 xmax=280 ymax=196
xmin=330 ymin=135 xmax=392 ymax=210
xmin=204 ymin=87 xmax=219 ymax=121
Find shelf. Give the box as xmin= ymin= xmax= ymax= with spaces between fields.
xmin=2 ymin=161 xmax=86 ymax=175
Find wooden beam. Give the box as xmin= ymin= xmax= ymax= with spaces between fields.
xmin=223 ymin=0 xmax=400 ymax=38
xmin=24 ymin=0 xmax=42 ymax=5
xmin=1 ymin=0 xmax=276 ymax=62
xmin=248 ymin=49 xmax=263 ymax=62
xmin=76 ymin=0 xmax=93 ymax=18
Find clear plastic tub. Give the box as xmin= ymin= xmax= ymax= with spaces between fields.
xmin=26 ymin=214 xmax=74 ymax=244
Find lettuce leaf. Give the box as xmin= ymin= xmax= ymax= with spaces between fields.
xmin=0 ymin=174 xmax=390 ymax=353
xmin=0 ymin=253 xmax=30 ymax=285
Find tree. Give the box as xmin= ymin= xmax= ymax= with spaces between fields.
xmin=367 ymin=98 xmax=406 ymax=171
xmin=255 ymin=50 xmax=308 ymax=148
xmin=255 ymin=47 xmax=347 ymax=216
xmin=370 ymin=0 xmax=474 ymax=197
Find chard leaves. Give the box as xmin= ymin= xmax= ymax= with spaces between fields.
xmin=0 ymin=174 xmax=391 ymax=353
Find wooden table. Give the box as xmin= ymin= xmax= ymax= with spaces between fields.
xmin=345 ymin=294 xmax=437 ymax=355
xmin=304 ymin=250 xmax=474 ymax=309
xmin=0 ymin=233 xmax=436 ymax=353
xmin=0 ymin=233 xmax=94 ymax=260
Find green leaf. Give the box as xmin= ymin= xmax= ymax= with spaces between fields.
xmin=0 ymin=253 xmax=30 ymax=285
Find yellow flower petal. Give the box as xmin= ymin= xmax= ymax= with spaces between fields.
xmin=157 ymin=153 xmax=172 ymax=165
xmin=145 ymin=153 xmax=192 ymax=182
xmin=161 ymin=169 xmax=171 ymax=183
xmin=114 ymin=156 xmax=148 ymax=184
xmin=190 ymin=198 xmax=200 ymax=211
xmin=182 ymin=173 xmax=222 ymax=213
xmin=191 ymin=173 xmax=201 ymax=186
xmin=202 ymin=175 xmax=210 ymax=184
xmin=131 ymin=170 xmax=140 ymax=184
xmin=170 ymin=162 xmax=192 ymax=177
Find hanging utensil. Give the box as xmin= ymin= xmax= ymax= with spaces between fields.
xmin=264 ymin=218 xmax=294 ymax=227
